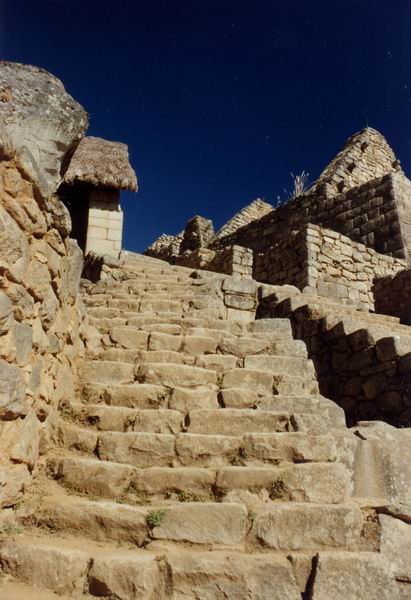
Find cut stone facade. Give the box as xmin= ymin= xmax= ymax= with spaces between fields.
xmin=86 ymin=190 xmax=123 ymax=256
xmin=255 ymin=223 xmax=406 ymax=310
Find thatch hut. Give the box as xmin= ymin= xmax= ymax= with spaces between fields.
xmin=61 ymin=136 xmax=137 ymax=257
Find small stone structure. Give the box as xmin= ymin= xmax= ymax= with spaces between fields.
xmin=62 ymin=135 xmax=137 ymax=257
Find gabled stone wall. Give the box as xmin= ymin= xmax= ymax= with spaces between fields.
xmin=213 ymin=173 xmax=411 ymax=263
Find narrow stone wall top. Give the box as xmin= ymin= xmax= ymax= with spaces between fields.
xmin=215 ymin=198 xmax=272 ymax=239
xmin=0 ymin=61 xmax=89 ymax=198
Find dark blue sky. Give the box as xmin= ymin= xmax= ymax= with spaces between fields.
xmin=2 ymin=0 xmax=410 ymax=252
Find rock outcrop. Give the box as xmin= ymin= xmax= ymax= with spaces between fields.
xmin=0 ymin=62 xmax=88 ymax=197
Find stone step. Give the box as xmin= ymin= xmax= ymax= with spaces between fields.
xmin=0 ymin=581 xmax=85 ymax=600
xmin=88 ymin=349 xmax=314 ymax=378
xmin=79 ymin=383 xmax=343 ymax=424
xmin=96 ymin=349 xmax=194 ymax=365
xmin=136 ymin=362 xmax=218 ymax=388
xmin=324 ymin=315 xmax=411 ymax=344
xmin=186 ymin=409 xmax=330 ymax=435
xmin=105 ymin=326 xmax=306 ymax=357
xmin=50 ymin=455 xmax=348 ymax=503
xmin=81 ymin=383 xmax=220 ymax=411
xmin=82 ymin=383 xmax=170 ymax=409
xmin=243 ymin=355 xmax=315 ymax=377
xmin=79 ymin=360 xmax=136 ymax=385
xmin=274 ymin=295 xmax=401 ymax=325
xmin=68 ymin=404 xmax=184 ymax=433
xmin=221 ymin=368 xmax=318 ymax=396
xmin=38 ymin=496 xmax=249 ymax=546
xmin=61 ymin=425 xmax=337 ymax=467
xmin=68 ymin=403 xmax=330 ymax=436
xmin=251 ymin=502 xmax=363 ymax=550
xmin=2 ymin=536 xmax=396 ymax=598
xmin=0 ymin=537 xmax=166 ymax=598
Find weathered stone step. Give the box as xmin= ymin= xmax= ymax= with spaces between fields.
xmin=243 ymin=355 xmax=315 ymax=377
xmin=89 ymin=349 xmax=314 ymax=379
xmin=62 ymin=424 xmax=336 ymax=467
xmin=96 ymin=348 xmax=193 ymax=365
xmin=82 ymin=382 xmax=170 ymax=409
xmin=80 ymin=378 xmax=343 ymax=424
xmin=68 ymin=404 xmax=184 ymax=433
xmin=0 ymin=581 xmax=84 ymax=600
xmin=136 ymin=362 xmax=218 ymax=387
xmin=274 ymin=295 xmax=401 ymax=325
xmin=187 ymin=409 xmax=331 ymax=435
xmin=81 ymin=383 xmax=220 ymax=411
xmin=105 ymin=326 xmax=306 ymax=357
xmin=1 ymin=535 xmax=396 ymax=599
xmin=50 ymin=456 xmax=348 ymax=503
xmin=0 ymin=537 xmax=166 ymax=598
xmin=79 ymin=360 xmax=136 ymax=385
xmin=39 ymin=496 xmax=249 ymax=546
xmin=215 ymin=463 xmax=349 ymax=503
xmin=221 ymin=368 xmax=318 ymax=396
xmin=68 ymin=403 xmax=330 ymax=436
xmin=251 ymin=502 xmax=363 ymax=550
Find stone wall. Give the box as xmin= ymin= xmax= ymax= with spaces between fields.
xmin=213 ymin=172 xmax=411 ymax=264
xmin=214 ymin=198 xmax=272 ymax=240
xmin=86 ymin=189 xmax=123 ymax=257
xmin=374 ymin=269 xmax=411 ymax=325
xmin=0 ymin=62 xmax=89 ymax=509
xmin=289 ymin=306 xmax=411 ymax=428
xmin=0 ymin=157 xmax=86 ymax=509
xmin=309 ymin=127 xmax=400 ymax=197
xmin=255 ymin=224 xmax=406 ymax=310
xmin=175 ymin=245 xmax=253 ymax=279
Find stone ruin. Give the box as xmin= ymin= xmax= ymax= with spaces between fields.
xmin=0 ymin=60 xmax=410 ymax=599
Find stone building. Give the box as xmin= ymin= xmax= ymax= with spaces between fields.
xmin=61 ymin=136 xmax=137 ymax=257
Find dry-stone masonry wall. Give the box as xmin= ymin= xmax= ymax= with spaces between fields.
xmin=214 ymin=198 xmax=272 ymax=239
xmin=175 ymin=244 xmax=253 ymax=278
xmin=0 ymin=63 xmax=91 ymax=509
xmin=374 ymin=269 xmax=411 ymax=325
xmin=214 ymin=172 xmax=411 ymax=264
xmin=255 ymin=224 xmax=406 ymax=310
xmin=179 ymin=215 xmax=214 ymax=253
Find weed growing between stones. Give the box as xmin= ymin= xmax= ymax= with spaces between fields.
xmin=0 ymin=523 xmax=23 ymax=538
xmin=176 ymin=490 xmax=199 ymax=502
xmin=269 ymin=479 xmax=286 ymax=500
xmin=146 ymin=510 xmax=165 ymax=529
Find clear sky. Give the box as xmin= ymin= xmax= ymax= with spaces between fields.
xmin=2 ymin=0 xmax=410 ymax=252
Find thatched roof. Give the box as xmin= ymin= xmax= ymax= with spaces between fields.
xmin=63 ymin=136 xmax=137 ymax=191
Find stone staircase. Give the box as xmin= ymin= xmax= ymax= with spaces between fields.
xmin=259 ymin=287 xmax=411 ymax=427
xmin=0 ymin=254 xmax=402 ymax=599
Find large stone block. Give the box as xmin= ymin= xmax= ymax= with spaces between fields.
xmin=311 ymin=552 xmax=400 ymax=600
xmin=0 ymin=360 xmax=26 ymax=419
xmin=0 ymin=203 xmax=29 ymax=282
xmin=167 ymin=551 xmax=301 ymax=599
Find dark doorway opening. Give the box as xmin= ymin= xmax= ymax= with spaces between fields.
xmin=59 ymin=183 xmax=90 ymax=253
